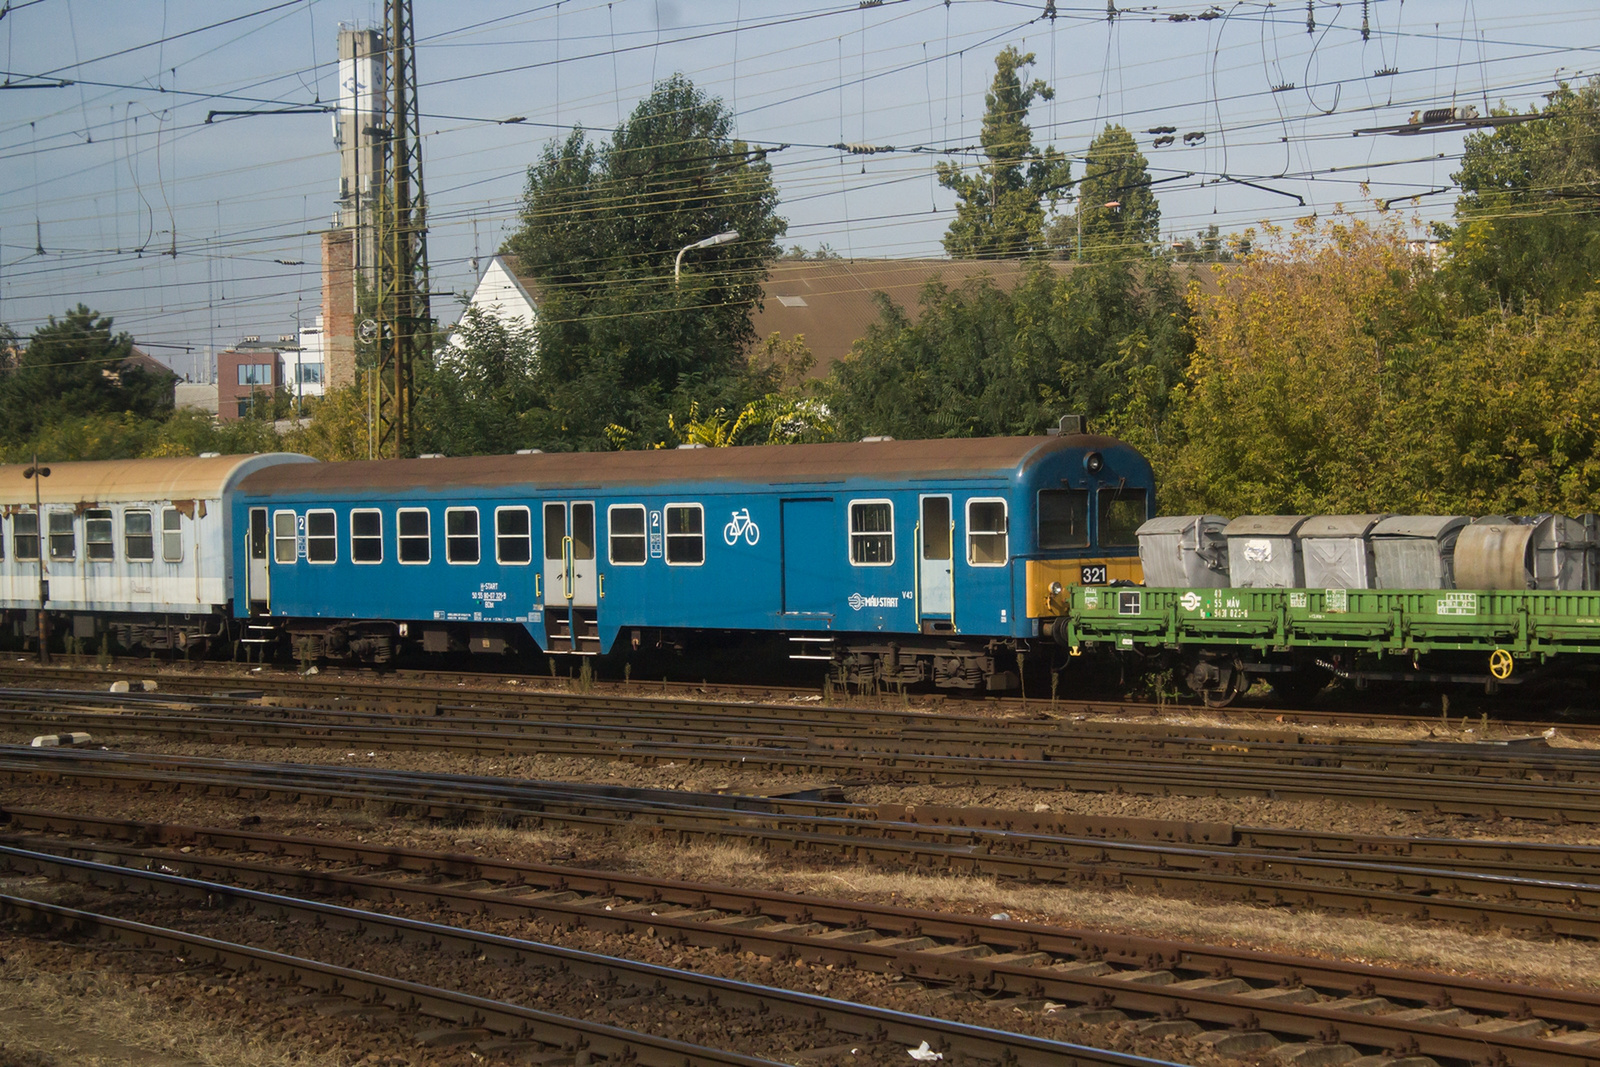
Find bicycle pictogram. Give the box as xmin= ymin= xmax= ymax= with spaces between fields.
xmin=724 ymin=508 xmax=760 ymax=546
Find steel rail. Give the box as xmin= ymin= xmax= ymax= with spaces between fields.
xmin=10 ymin=750 xmax=1600 ymax=937
xmin=0 ymin=891 xmax=791 ymax=1067
xmin=8 ymin=697 xmax=1600 ymax=821
xmin=11 ymin=819 xmax=1600 ymax=1067
xmin=13 ymin=805 xmax=1599 ymax=1031
xmin=6 ymin=660 xmax=1599 ymax=745
xmin=0 ymin=845 xmax=1188 ymax=1067
xmin=5 ymin=690 xmax=1597 ymax=787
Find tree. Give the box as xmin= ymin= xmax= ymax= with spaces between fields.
xmin=824 ymin=260 xmax=1189 ymax=441
xmin=1443 ymin=77 xmax=1600 ymax=312
xmin=412 ymin=307 xmax=540 ymax=457
xmin=0 ymin=305 xmax=173 ymax=447
xmin=1158 ymin=215 xmax=1450 ymax=514
xmin=1050 ymin=124 xmax=1161 ymax=261
xmin=503 ymin=74 xmax=786 ymax=449
xmin=937 ymin=47 xmax=1071 ymax=259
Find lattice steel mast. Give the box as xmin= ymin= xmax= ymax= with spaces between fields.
xmin=374 ymin=0 xmax=430 ymax=458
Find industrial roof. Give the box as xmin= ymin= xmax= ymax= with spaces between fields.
xmin=237 ymin=435 xmax=1136 ymax=497
xmin=0 ymin=453 xmax=314 ymax=506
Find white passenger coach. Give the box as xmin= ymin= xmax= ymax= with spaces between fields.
xmin=0 ymin=453 xmax=313 ymax=652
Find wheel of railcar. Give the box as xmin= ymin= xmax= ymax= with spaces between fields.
xmin=1201 ymin=673 xmax=1242 ymax=708
xmin=1186 ymin=653 xmax=1245 ymax=708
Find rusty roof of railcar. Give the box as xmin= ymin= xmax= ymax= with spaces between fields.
xmin=0 ymin=453 xmax=314 ymax=506
xmin=237 ymin=435 xmax=1138 ymax=496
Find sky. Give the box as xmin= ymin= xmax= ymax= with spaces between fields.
xmin=1 ymin=0 xmax=1596 ymax=381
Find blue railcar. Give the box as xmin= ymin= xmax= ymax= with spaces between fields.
xmin=230 ymin=433 xmax=1153 ymax=688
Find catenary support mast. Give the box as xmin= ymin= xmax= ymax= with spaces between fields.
xmin=374 ymin=0 xmax=430 ymax=457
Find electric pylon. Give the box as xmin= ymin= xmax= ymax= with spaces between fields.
xmin=374 ymin=0 xmax=430 ymax=458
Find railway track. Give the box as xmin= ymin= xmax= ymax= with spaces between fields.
xmin=9 ymin=748 xmax=1600 ymax=938
xmin=6 ymin=685 xmax=1600 ymax=823
xmin=7 ymin=808 xmax=1600 ymax=1067
xmin=3 ymin=659 xmax=1597 ymax=742
xmin=0 ymin=842 xmax=1194 ymax=1067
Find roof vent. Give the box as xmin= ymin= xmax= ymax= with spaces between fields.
xmin=776 ymin=294 xmax=808 ymax=308
xmin=515 ymin=449 xmax=543 ymax=455
xmin=676 ymin=443 xmax=707 ymax=449
xmin=1049 ymin=414 xmax=1087 ymax=436
xmin=197 ymin=451 xmax=221 ymax=459
xmin=860 ymin=435 xmax=895 ymax=443
xmin=418 ymin=453 xmax=445 ymax=459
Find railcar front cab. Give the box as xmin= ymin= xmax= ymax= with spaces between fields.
xmin=1022 ymin=425 xmax=1155 ymax=649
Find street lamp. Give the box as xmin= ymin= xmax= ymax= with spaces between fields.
xmin=674 ymin=230 xmax=739 ymax=285
xmin=22 ymin=454 xmax=50 ymax=665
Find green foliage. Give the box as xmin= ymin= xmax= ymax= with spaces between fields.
xmin=502 ymin=74 xmax=786 ymax=450
xmin=282 ymin=386 xmax=372 ymax=462
xmin=412 ymin=308 xmax=540 ymax=456
xmin=0 ymin=306 xmax=173 ymax=449
xmin=1049 ymin=125 xmax=1161 ymax=261
xmin=1444 ymin=78 xmax=1600 ymax=312
xmin=1158 ymin=213 xmax=1600 ymax=517
xmin=938 ymin=47 xmax=1071 ymax=259
xmin=824 ymin=261 xmax=1189 ymax=441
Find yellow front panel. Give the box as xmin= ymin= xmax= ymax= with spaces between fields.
xmin=1026 ymin=557 xmax=1144 ymax=618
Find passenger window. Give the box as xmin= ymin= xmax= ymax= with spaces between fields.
xmin=306 ymin=510 xmax=337 ymax=563
xmin=849 ymin=501 xmax=894 ymax=565
xmin=162 ymin=508 xmax=184 ymax=563
xmin=967 ymin=500 xmax=1008 ymax=566
xmin=13 ymin=512 xmax=38 ymax=561
xmin=125 ymin=509 xmax=154 ymax=562
xmin=273 ymin=511 xmax=298 ymax=564
xmin=1038 ymin=489 xmax=1089 ymax=550
xmin=86 ymin=509 xmax=114 ymax=561
xmin=446 ymin=507 xmax=480 ymax=564
xmin=571 ymin=503 xmax=595 ymax=562
xmin=48 ymin=512 xmax=75 ymax=561
xmin=1098 ymin=488 xmax=1148 ymax=548
xmin=921 ymin=497 xmax=951 ymax=561
xmin=543 ymin=503 xmax=565 ymax=561
xmin=398 ymin=508 xmax=430 ymax=564
xmin=495 ymin=507 xmax=531 ymax=565
xmin=351 ymin=509 xmax=383 ymax=564
xmin=608 ymin=505 xmax=647 ymax=565
xmin=664 ymin=504 xmax=703 ymax=565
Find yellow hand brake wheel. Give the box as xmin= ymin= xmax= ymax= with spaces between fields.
xmin=1488 ymin=648 xmax=1514 ymax=680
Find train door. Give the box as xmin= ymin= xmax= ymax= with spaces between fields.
xmin=541 ymin=501 xmax=599 ymax=652
xmin=918 ymin=494 xmax=954 ymax=630
xmin=246 ymin=507 xmax=270 ymax=614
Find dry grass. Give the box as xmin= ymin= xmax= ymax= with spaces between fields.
xmin=763 ymin=866 xmax=1600 ymax=991
xmin=579 ymin=834 xmax=1600 ymax=987
xmin=0 ymin=944 xmax=347 ymax=1067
